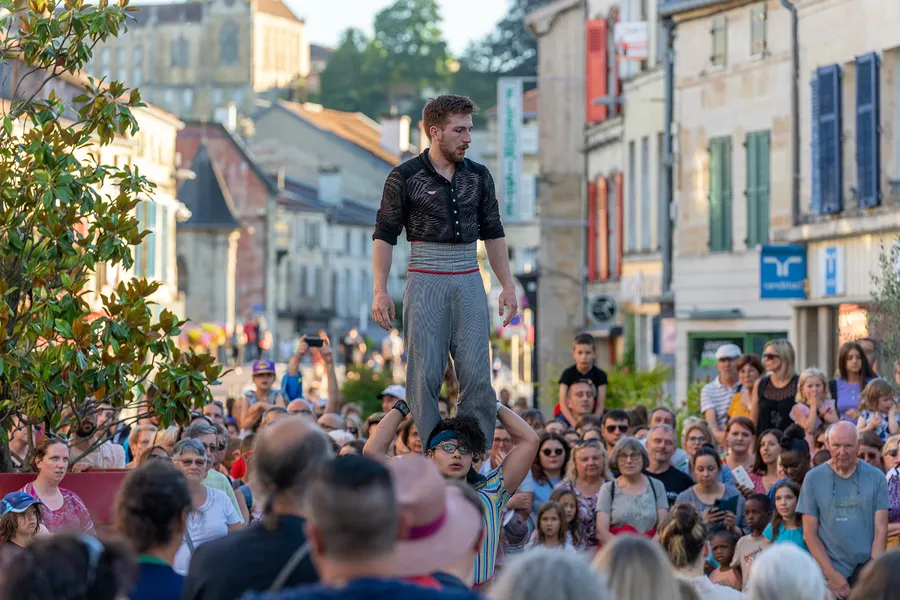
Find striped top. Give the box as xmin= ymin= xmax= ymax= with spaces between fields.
xmin=700 ymin=377 xmax=740 ymax=428
xmin=473 ymin=467 xmax=512 ymax=585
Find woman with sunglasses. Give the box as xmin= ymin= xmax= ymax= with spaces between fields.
xmin=20 ymin=436 xmax=95 ymax=534
xmin=554 ymin=439 xmax=612 ymax=550
xmin=531 ymin=433 xmax=570 ymax=514
xmin=171 ymin=439 xmax=242 ymax=576
xmin=750 ymin=339 xmax=799 ymax=435
xmin=884 ymin=435 xmax=900 ymax=549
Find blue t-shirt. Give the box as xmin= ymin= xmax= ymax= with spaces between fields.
xmin=130 ymin=558 xmax=184 ymax=600
xmin=240 ymin=578 xmax=479 ymax=600
xmin=763 ymin=522 xmax=808 ymax=552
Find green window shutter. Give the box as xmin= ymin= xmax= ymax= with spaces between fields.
xmin=746 ymin=131 xmax=770 ymax=247
xmin=709 ymin=137 xmax=733 ymax=252
xmin=722 ymin=137 xmax=733 ymax=250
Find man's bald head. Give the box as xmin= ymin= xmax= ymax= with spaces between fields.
xmin=828 ymin=421 xmax=860 ymax=471
xmin=254 ymin=415 xmax=333 ymax=515
xmin=317 ymin=413 xmax=345 ymax=432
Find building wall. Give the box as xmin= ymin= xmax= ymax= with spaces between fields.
xmin=252 ymin=12 xmax=309 ymax=92
xmin=672 ymin=0 xmax=795 ymax=396
xmin=250 ymin=108 xmax=394 ymax=207
xmin=178 ymin=230 xmax=239 ymax=327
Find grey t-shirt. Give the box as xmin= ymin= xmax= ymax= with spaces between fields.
xmin=597 ymin=476 xmax=668 ymax=534
xmin=797 ymin=460 xmax=890 ymax=577
xmin=675 ymin=485 xmax=748 ymax=537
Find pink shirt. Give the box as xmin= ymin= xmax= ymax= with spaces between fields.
xmin=21 ymin=482 xmax=95 ymax=534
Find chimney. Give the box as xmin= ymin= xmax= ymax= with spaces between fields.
xmin=276 ymin=167 xmax=285 ymax=192
xmin=379 ymin=105 xmax=410 ymax=156
xmin=318 ymin=166 xmax=341 ymax=205
xmin=213 ymin=102 xmax=238 ymax=132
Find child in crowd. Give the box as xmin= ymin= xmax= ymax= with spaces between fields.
xmin=813 ymin=449 xmax=831 ymax=467
xmin=763 ymin=480 xmax=806 ymax=552
xmin=858 ymin=378 xmax=899 ymax=441
xmin=708 ymin=530 xmax=741 ymax=591
xmin=549 ymin=488 xmax=584 ymax=550
xmin=530 ymin=502 xmax=575 ymax=552
xmin=0 ymin=492 xmax=43 ymax=566
xmin=556 ymin=333 xmax=608 ymax=426
xmin=732 ymin=494 xmax=772 ymax=592
xmin=790 ymin=368 xmax=837 ymax=449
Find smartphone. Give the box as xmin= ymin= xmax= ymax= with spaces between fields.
xmin=732 ymin=465 xmax=755 ymax=490
xmin=714 ymin=496 xmax=739 ymax=514
xmin=306 ymin=336 xmax=324 ymax=348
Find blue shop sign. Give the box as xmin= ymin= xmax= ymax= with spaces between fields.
xmin=759 ymin=244 xmax=807 ymax=300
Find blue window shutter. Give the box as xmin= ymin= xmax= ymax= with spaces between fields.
xmin=855 ymin=52 xmax=881 ymax=208
xmin=817 ymin=64 xmax=843 ymax=214
xmin=811 ymin=74 xmax=821 ymax=214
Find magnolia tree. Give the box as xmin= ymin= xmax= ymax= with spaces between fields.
xmin=0 ymin=0 xmax=222 ymax=472
xmin=868 ymin=238 xmax=900 ymax=380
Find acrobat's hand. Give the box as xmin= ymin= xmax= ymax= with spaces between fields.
xmin=372 ymin=291 xmax=395 ymax=331
xmin=498 ymin=287 xmax=518 ymax=327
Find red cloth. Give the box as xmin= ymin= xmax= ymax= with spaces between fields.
xmin=231 ymin=456 xmax=246 ymax=480
xmin=608 ymin=524 xmax=656 ymax=539
xmin=404 ymin=576 xmax=441 ymax=590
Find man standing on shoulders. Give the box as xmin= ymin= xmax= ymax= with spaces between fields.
xmin=182 ymin=416 xmax=331 ymax=600
xmin=645 ymin=424 xmax=694 ymax=506
xmin=799 ymin=422 xmax=889 ymax=599
xmin=701 ymin=344 xmax=742 ymax=446
xmin=242 ymin=455 xmax=479 ymax=600
xmin=371 ymin=94 xmax=517 ymax=454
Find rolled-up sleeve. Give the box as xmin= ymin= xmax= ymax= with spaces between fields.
xmin=373 ymin=169 xmax=406 ymax=245
xmin=477 ymin=166 xmax=505 ymax=240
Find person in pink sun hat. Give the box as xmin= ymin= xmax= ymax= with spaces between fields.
xmin=388 ymin=454 xmax=484 ymax=591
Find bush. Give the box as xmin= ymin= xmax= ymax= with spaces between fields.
xmin=341 ymin=364 xmax=395 ymax=418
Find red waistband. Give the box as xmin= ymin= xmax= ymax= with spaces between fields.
xmin=408 ymin=268 xmax=480 ymax=275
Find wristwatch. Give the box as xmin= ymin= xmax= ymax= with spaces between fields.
xmin=393 ymin=400 xmax=410 ymax=418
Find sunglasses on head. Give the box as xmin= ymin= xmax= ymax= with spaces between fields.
xmin=46 ymin=432 xmax=68 ymax=443
xmin=542 ymin=447 xmax=564 ymax=457
xmin=606 ymin=424 xmax=629 ymax=433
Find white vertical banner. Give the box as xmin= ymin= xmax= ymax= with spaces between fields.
xmin=497 ymin=77 xmax=523 ymax=224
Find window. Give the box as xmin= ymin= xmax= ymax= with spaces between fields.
xmin=626 ymin=141 xmax=636 ymax=251
xmin=116 ymin=47 xmax=126 ymax=82
xmin=212 ymin=88 xmax=223 ymax=108
xmin=132 ymin=45 xmax=143 ymax=87
xmin=750 ymin=4 xmax=767 ymax=56
xmin=856 ymin=52 xmax=881 ymax=208
xmin=746 ymin=131 xmax=771 ymax=247
xmin=298 ymin=265 xmax=307 ymax=297
xmin=708 ymin=137 xmax=733 ymax=251
xmin=306 ymin=222 xmax=319 ymax=248
xmin=100 ymin=48 xmax=110 ymax=79
xmin=159 ymin=205 xmax=169 ymax=282
xmin=145 ymin=202 xmax=157 ymax=278
xmin=657 ymin=132 xmax=665 ymax=251
xmin=183 ymin=88 xmax=194 ymax=111
xmin=811 ymin=64 xmax=843 ymax=214
xmin=219 ymin=21 xmax=239 ymax=66
xmin=163 ymin=88 xmax=175 ymax=109
xmin=711 ymin=16 xmax=726 ymax=67
xmin=640 ymin=136 xmax=650 ymax=250
xmin=520 ymin=173 xmax=537 ymax=220
xmin=171 ymin=36 xmax=189 ymax=68
xmin=345 ymin=230 xmax=352 ymax=253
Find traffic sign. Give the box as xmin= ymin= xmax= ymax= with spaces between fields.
xmin=587 ymin=294 xmax=619 ymax=329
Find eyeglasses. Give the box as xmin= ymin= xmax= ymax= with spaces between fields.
xmin=203 ymin=443 xmax=224 ymax=454
xmin=815 ymin=440 xmax=826 ymax=450
xmin=45 ymin=432 xmax=68 ymax=443
xmin=147 ymin=454 xmax=171 ymax=462
xmin=435 ymin=442 xmax=472 ymax=455
xmin=178 ymin=458 xmax=207 ymax=467
xmin=762 ymin=353 xmax=779 ymax=360
xmin=859 ymin=452 xmax=879 ymax=461
xmin=494 ymin=437 xmax=514 ymax=447
xmin=687 ymin=436 xmax=708 ymax=444
xmin=542 ymin=448 xmax=564 ymax=457
xmin=886 ymin=449 xmax=899 ymax=457
xmin=619 ymin=452 xmax=642 ymax=463
xmin=605 ymin=424 xmax=629 ymax=433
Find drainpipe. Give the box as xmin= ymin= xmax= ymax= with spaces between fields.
xmin=781 ymin=0 xmax=800 ymax=225
xmin=661 ymin=17 xmax=675 ymax=300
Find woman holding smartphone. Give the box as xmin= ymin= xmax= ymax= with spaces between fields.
xmin=675 ymin=446 xmax=747 ymax=539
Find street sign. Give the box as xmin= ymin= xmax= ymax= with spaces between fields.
xmin=587 ymin=294 xmax=618 ymax=329
xmin=759 ymin=244 xmax=807 ymax=299
xmin=497 ymin=77 xmax=523 ymax=224
xmin=821 ymin=245 xmax=845 ymax=296
xmin=614 ymin=21 xmax=649 ymax=60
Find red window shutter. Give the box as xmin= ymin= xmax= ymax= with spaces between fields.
xmin=615 ymin=172 xmax=624 ymax=279
xmin=586 ymin=19 xmax=609 ymax=123
xmin=598 ymin=177 xmax=609 ymax=281
xmin=587 ymin=180 xmax=598 ymax=281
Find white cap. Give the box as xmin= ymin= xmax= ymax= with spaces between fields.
xmin=715 ymin=344 xmax=742 ymax=360
xmin=378 ymin=384 xmax=406 ymax=400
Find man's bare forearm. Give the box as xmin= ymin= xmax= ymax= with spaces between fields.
xmin=373 ymin=240 xmax=394 ymax=294
xmin=484 ymin=238 xmax=514 ymax=289
xmin=363 ymin=407 xmax=404 ymax=458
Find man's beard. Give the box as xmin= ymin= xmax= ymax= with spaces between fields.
xmin=438 ymin=139 xmax=466 ymax=164
xmin=76 ymin=424 xmax=95 ymax=439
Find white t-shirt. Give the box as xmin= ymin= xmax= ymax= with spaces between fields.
xmin=173 ymin=487 xmax=242 ymax=575
xmin=678 ymin=575 xmax=745 ymax=600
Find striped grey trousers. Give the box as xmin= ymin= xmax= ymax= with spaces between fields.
xmin=404 ymin=242 xmax=496 ymax=449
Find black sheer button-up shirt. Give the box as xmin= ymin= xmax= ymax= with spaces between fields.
xmin=372 ymin=150 xmax=505 ymax=245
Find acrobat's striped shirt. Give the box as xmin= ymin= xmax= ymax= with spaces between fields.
xmin=473 ymin=467 xmax=512 ymax=585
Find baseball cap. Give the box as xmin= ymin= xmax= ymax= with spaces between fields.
xmin=252 ymin=360 xmax=276 ymax=375
xmin=1 ymin=492 xmax=43 ymax=517
xmin=715 ymin=344 xmax=742 ymax=360
xmin=377 ymin=385 xmax=406 ymax=400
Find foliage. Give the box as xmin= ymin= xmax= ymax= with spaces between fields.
xmin=676 ymin=381 xmax=705 ymax=441
xmin=0 ymin=0 xmax=222 ymax=471
xmin=341 ymin=364 xmax=394 ymax=418
xmin=318 ymin=0 xmax=453 ymax=119
xmin=605 ymin=365 xmax=671 ymax=410
xmin=868 ymin=237 xmax=900 ymax=378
